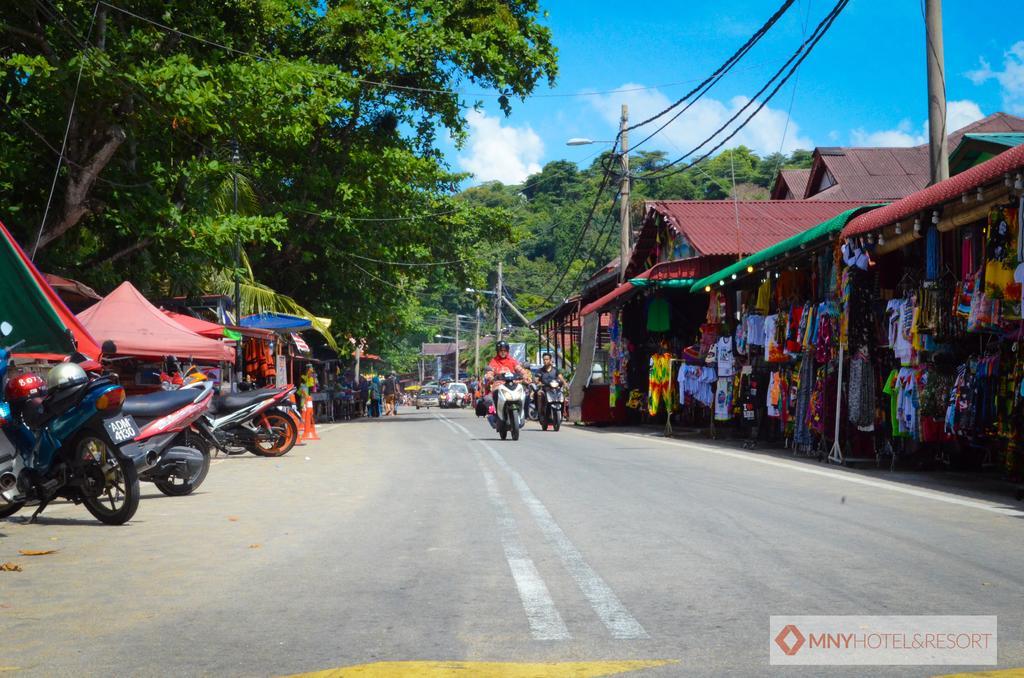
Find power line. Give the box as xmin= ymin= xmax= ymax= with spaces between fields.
xmin=30 ymin=0 xmax=99 ymax=259
xmin=630 ymin=0 xmax=849 ymax=183
xmin=536 ymin=155 xmax=619 ymax=304
xmin=95 ymin=1 xmax=759 ymax=103
xmin=622 ymin=0 xmax=797 ymax=135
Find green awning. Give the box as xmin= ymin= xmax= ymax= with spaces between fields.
xmin=630 ymin=277 xmax=694 ymax=289
xmin=688 ymin=205 xmax=884 ymax=293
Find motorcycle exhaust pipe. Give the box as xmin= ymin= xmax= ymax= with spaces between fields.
xmin=0 ymin=472 xmax=16 ymax=493
xmin=145 ymin=450 xmax=159 ymax=467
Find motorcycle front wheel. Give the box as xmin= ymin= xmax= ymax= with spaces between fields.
xmin=510 ymin=409 xmax=520 ymax=441
xmin=552 ymin=408 xmax=562 ymax=432
xmin=246 ymin=411 xmax=298 ymax=457
xmin=78 ymin=434 xmax=140 ymax=525
xmin=0 ymin=499 xmax=25 ymax=519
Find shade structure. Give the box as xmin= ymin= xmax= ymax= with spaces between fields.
xmin=239 ymin=313 xmax=312 ymax=332
xmin=78 ymin=282 xmax=234 ymax=362
xmin=689 ymin=205 xmax=883 ymax=291
xmin=161 ymin=309 xmax=232 ymax=340
xmin=0 ymin=220 xmax=101 ymax=360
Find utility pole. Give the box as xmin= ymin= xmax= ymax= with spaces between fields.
xmin=231 ymin=140 xmax=243 ymax=392
xmin=474 ymin=308 xmax=481 ymax=382
xmin=495 ymin=261 xmax=503 ymax=341
xmin=454 ymin=314 xmax=460 ymax=383
xmin=618 ymin=104 xmax=631 ymax=283
xmin=925 ymin=0 xmax=949 ymax=184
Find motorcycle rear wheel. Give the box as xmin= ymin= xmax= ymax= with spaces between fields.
xmin=78 ymin=434 xmax=140 ymax=525
xmin=246 ymin=411 xmax=298 ymax=457
xmin=155 ymin=431 xmax=211 ymax=496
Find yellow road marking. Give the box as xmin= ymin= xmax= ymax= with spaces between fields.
xmin=934 ymin=670 xmax=1024 ymax=678
xmin=286 ymin=659 xmax=677 ymax=677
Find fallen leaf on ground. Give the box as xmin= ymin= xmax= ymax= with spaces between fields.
xmin=1 ymin=562 xmax=22 ymax=572
xmin=18 ymin=549 xmax=58 ymax=556
xmin=248 ymin=544 xmax=261 ymax=549
xmin=227 ymin=516 xmax=239 ymax=522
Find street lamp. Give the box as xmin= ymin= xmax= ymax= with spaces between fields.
xmin=565 ymin=138 xmax=615 ymax=146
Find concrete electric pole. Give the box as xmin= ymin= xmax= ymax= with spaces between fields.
xmin=619 ymin=104 xmax=631 ymax=283
xmin=495 ymin=261 xmax=503 ymax=341
xmin=454 ymin=314 xmax=460 ymax=382
xmin=925 ymin=0 xmax=949 ymax=184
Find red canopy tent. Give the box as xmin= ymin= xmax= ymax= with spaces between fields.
xmin=78 ymin=282 xmax=234 ymax=362
xmin=161 ymin=309 xmax=229 ymax=340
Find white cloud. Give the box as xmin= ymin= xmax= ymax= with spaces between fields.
xmin=457 ymin=110 xmax=543 ymax=184
xmin=968 ymin=41 xmax=1024 ymax=114
xmin=587 ymin=84 xmax=813 ymax=158
xmin=848 ymin=100 xmax=985 ymax=147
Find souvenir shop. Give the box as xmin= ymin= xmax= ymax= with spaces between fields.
xmin=680 ymin=145 xmax=1024 ymax=475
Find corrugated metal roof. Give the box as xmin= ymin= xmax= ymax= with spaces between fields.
xmin=809 ymin=174 xmax=929 ymax=201
xmin=842 ymin=143 xmax=1024 ymax=238
xmin=963 ymin=132 xmax=1024 ymax=148
xmin=645 ymin=200 xmax=875 ymax=256
xmin=770 ymin=169 xmax=811 ymax=199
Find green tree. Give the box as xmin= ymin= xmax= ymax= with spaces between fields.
xmin=0 ymin=0 xmax=557 ymax=353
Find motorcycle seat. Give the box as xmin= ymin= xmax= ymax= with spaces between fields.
xmin=214 ymin=389 xmax=280 ymax=412
xmin=123 ymin=389 xmax=199 ymax=418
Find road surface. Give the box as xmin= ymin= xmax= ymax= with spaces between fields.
xmin=2 ymin=409 xmax=1023 ymax=677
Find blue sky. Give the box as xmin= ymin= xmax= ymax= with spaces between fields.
xmin=443 ymin=0 xmax=1024 ymax=185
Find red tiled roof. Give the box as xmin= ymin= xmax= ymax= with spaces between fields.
xmin=841 ymin=143 xmax=1024 ymax=238
xmin=644 ymin=200 xmax=875 ymax=256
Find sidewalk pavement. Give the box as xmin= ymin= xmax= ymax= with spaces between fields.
xmin=570 ymin=420 xmax=1024 ymax=507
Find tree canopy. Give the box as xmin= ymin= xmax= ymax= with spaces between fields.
xmin=1 ymin=0 xmax=557 ymax=360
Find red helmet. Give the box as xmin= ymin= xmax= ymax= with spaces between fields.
xmin=5 ymin=372 xmax=47 ymax=403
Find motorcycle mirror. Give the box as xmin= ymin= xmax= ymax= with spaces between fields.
xmin=65 ymin=327 xmax=78 ymax=349
xmin=0 ymin=321 xmax=11 ymax=337
xmin=101 ymin=339 xmax=118 ymax=356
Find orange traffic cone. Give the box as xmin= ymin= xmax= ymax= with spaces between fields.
xmin=302 ymin=398 xmax=320 ymax=441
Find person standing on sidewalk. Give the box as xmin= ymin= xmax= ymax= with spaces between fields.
xmin=383 ymin=372 xmax=399 ymax=416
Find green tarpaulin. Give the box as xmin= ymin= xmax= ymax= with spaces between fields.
xmin=688 ymin=205 xmax=884 ymax=292
xmin=1 ymin=220 xmax=100 ymax=359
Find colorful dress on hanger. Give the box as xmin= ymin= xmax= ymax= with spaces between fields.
xmin=647 ymin=352 xmax=672 ymax=416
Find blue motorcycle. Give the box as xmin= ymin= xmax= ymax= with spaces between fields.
xmin=0 ymin=321 xmax=143 ymax=525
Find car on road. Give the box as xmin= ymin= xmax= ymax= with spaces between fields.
xmin=415 ymin=386 xmax=440 ymax=409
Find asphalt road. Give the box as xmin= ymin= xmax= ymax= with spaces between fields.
xmin=2 ymin=408 xmax=1024 ymax=677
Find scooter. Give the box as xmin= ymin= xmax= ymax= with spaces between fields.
xmin=0 ymin=322 xmax=146 ymax=525
xmin=184 ymin=383 xmax=299 ymax=457
xmin=538 ymin=379 xmax=565 ymax=432
xmin=492 ymin=372 xmax=526 ymax=441
xmin=121 ymin=379 xmax=214 ymax=496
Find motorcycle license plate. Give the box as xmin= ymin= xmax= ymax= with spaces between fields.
xmin=103 ymin=414 xmax=140 ymax=444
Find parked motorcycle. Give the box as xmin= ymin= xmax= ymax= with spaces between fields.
xmin=0 ymin=322 xmax=145 ymax=525
xmin=121 ymin=380 xmax=214 ymax=496
xmin=492 ymin=372 xmax=526 ymax=441
xmin=184 ymin=383 xmax=299 ymax=457
xmin=538 ymin=379 xmax=565 ymax=432
xmin=525 ymin=382 xmax=540 ymax=421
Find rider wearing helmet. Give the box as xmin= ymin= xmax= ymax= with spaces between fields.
xmin=477 ymin=341 xmax=530 ymax=420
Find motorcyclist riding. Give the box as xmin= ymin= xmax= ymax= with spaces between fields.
xmin=478 ymin=341 xmax=530 ymax=428
xmin=533 ymin=352 xmax=567 ymax=413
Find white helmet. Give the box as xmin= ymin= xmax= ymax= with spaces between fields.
xmin=47 ymin=362 xmax=88 ymax=391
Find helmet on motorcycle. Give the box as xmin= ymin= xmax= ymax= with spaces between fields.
xmin=46 ymin=362 xmax=88 ymax=391
xmin=5 ymin=372 xmax=46 ymax=403
xmin=496 ymin=340 xmax=510 ymax=353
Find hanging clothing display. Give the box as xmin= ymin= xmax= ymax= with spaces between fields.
xmin=646 ymin=297 xmax=671 ymax=332
xmin=714 ymin=377 xmax=733 ymax=421
xmin=647 ymin=352 xmax=672 ymax=416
